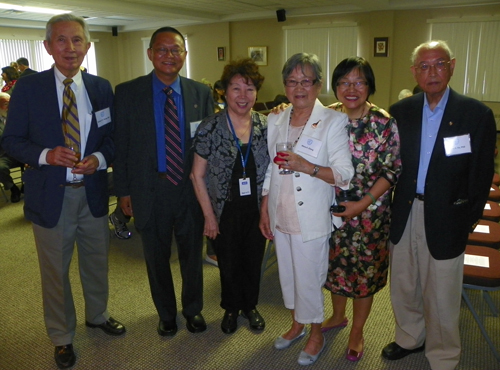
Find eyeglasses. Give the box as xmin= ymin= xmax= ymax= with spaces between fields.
xmin=414 ymin=60 xmax=451 ymax=73
xmin=152 ymin=47 xmax=185 ymax=57
xmin=284 ymin=79 xmax=317 ymax=87
xmin=336 ymin=81 xmax=368 ymax=90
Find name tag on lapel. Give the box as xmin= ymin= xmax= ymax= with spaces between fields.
xmin=443 ymin=134 xmax=471 ymax=156
xmin=95 ymin=108 xmax=111 ymax=127
xmin=296 ymin=134 xmax=322 ymax=158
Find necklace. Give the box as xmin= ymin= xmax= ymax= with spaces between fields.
xmin=288 ymin=108 xmax=310 ymax=148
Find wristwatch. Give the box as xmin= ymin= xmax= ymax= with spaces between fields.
xmin=311 ymin=165 xmax=320 ymax=177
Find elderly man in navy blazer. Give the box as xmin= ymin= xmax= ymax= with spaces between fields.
xmin=2 ymin=14 xmax=125 ymax=369
xmin=113 ymin=27 xmax=213 ymax=337
xmin=382 ymin=40 xmax=496 ymax=370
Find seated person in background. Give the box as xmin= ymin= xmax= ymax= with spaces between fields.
xmin=213 ymin=80 xmax=226 ymax=113
xmin=16 ymin=57 xmax=38 ymax=78
xmin=1 ymin=66 xmax=19 ymax=95
xmin=398 ymin=88 xmax=412 ymax=100
xmin=0 ymin=92 xmax=22 ymax=202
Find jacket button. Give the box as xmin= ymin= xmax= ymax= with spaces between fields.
xmin=298 ymin=201 xmax=303 ymax=206
xmin=296 ymin=187 xmax=302 ymax=191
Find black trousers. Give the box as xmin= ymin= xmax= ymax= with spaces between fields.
xmin=139 ymin=177 xmax=204 ymax=321
xmin=213 ymin=199 xmax=266 ymax=313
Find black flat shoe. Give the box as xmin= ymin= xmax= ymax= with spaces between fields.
xmin=185 ymin=313 xmax=207 ymax=333
xmin=158 ymin=319 xmax=178 ymax=337
xmin=241 ymin=308 xmax=265 ymax=331
xmin=10 ymin=184 xmax=21 ymax=203
xmin=85 ymin=317 xmax=126 ymax=336
xmin=54 ymin=344 xmax=76 ymax=369
xmin=382 ymin=341 xmax=425 ymax=360
xmin=221 ymin=310 xmax=238 ymax=334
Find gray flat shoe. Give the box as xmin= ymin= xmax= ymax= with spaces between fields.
xmin=274 ymin=328 xmax=306 ymax=350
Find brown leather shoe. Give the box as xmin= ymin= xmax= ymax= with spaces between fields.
xmin=54 ymin=344 xmax=76 ymax=369
xmin=85 ymin=317 xmax=126 ymax=336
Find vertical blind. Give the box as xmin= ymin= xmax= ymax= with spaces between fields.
xmin=284 ymin=25 xmax=358 ymax=95
xmin=431 ymin=20 xmax=500 ymax=102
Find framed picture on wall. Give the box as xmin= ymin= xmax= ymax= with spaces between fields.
xmin=217 ymin=47 xmax=225 ymax=61
xmin=374 ymin=37 xmax=389 ymax=57
xmin=248 ymin=46 xmax=267 ymax=65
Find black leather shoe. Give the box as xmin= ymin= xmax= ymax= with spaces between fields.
xmin=85 ymin=317 xmax=126 ymax=336
xmin=158 ymin=320 xmax=178 ymax=336
xmin=241 ymin=308 xmax=265 ymax=330
xmin=382 ymin=341 xmax=425 ymax=360
xmin=10 ymin=184 xmax=20 ymax=203
xmin=185 ymin=313 xmax=207 ymax=333
xmin=221 ymin=310 xmax=238 ymax=334
xmin=54 ymin=344 xmax=76 ymax=369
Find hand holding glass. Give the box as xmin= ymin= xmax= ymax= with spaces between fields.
xmin=66 ymin=142 xmax=82 ymax=183
xmin=276 ymin=142 xmax=294 ymax=175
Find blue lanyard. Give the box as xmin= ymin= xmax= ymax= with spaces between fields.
xmin=226 ymin=112 xmax=253 ymax=179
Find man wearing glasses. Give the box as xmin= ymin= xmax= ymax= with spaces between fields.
xmin=382 ymin=40 xmax=496 ymax=369
xmin=113 ymin=27 xmax=213 ymax=337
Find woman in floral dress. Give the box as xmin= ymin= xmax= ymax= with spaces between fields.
xmin=322 ymin=57 xmax=401 ymax=361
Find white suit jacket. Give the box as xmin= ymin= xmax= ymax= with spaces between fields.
xmin=263 ymin=99 xmax=353 ymax=242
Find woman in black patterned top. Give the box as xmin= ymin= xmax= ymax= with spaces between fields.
xmin=191 ymin=58 xmax=269 ymax=335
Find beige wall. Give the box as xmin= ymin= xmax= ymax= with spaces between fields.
xmin=1 ymin=4 xmax=499 ymax=117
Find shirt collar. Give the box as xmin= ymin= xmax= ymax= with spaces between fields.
xmin=423 ymin=85 xmax=450 ymax=112
xmin=152 ymin=72 xmax=181 ymax=95
xmin=53 ymin=66 xmax=83 ymax=90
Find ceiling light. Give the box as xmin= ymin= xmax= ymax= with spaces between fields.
xmin=0 ymin=2 xmax=71 ymax=15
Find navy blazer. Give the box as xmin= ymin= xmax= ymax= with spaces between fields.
xmin=389 ymin=89 xmax=496 ymax=260
xmin=113 ymin=73 xmax=214 ymax=229
xmin=1 ymin=69 xmax=114 ymax=228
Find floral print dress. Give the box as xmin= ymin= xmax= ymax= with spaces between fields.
xmin=324 ymin=103 xmax=401 ymax=298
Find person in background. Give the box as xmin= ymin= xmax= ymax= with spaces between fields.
xmin=322 ymin=57 xmax=401 ymax=362
xmin=260 ymin=53 xmax=353 ymax=366
xmin=113 ymin=26 xmax=214 ymax=338
xmin=382 ymin=40 xmax=496 ymax=370
xmin=212 ymin=79 xmax=226 ymax=113
xmin=1 ymin=14 xmax=125 ymax=369
xmin=398 ymin=88 xmax=412 ymax=100
xmin=0 ymin=92 xmax=22 ymax=202
xmin=192 ymin=58 xmax=269 ymax=334
xmin=16 ymin=57 xmax=38 ymax=78
xmin=1 ymin=66 xmax=19 ymax=95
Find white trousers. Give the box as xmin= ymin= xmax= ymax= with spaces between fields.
xmin=274 ymin=230 xmax=329 ymax=324
xmin=390 ymin=199 xmax=464 ymax=370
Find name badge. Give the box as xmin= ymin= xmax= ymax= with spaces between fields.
xmin=443 ymin=134 xmax=471 ymax=156
xmin=239 ymin=178 xmax=251 ymax=196
xmin=190 ymin=120 xmax=201 ymax=138
xmin=95 ymin=107 xmax=111 ymax=127
xmin=296 ymin=135 xmax=322 ymax=158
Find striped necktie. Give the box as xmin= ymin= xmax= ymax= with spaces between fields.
xmin=163 ymin=87 xmax=183 ymax=185
xmin=62 ymin=78 xmax=80 ymax=147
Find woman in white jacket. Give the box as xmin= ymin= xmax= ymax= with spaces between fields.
xmin=259 ymin=53 xmax=353 ymax=366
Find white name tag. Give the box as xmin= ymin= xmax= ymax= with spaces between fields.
xmin=190 ymin=120 xmax=201 ymax=138
xmin=296 ymin=135 xmax=322 ymax=158
xmin=239 ymin=178 xmax=251 ymax=196
xmin=464 ymin=254 xmax=489 ymax=268
xmin=443 ymin=134 xmax=471 ymax=156
xmin=95 ymin=107 xmax=111 ymax=127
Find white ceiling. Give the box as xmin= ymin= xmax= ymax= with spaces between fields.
xmin=0 ymin=0 xmax=499 ymax=33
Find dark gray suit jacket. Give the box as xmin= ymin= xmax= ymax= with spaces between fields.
xmin=389 ymin=89 xmax=496 ymax=260
xmin=113 ymin=73 xmax=214 ymax=229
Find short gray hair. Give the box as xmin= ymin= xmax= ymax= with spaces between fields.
xmin=46 ymin=14 xmax=90 ymax=43
xmin=411 ymin=40 xmax=453 ymax=64
xmin=282 ymin=53 xmax=323 ymax=84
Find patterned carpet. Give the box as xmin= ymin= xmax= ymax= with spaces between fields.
xmin=0 ymin=197 xmax=499 ymax=370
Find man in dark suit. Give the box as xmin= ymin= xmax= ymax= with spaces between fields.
xmin=113 ymin=26 xmax=214 ymax=337
xmin=381 ymin=40 xmax=496 ymax=369
xmin=2 ymin=14 xmax=125 ymax=369
xmin=16 ymin=57 xmax=38 ymax=77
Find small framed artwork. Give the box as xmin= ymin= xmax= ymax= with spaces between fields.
xmin=217 ymin=47 xmax=225 ymax=61
xmin=248 ymin=46 xmax=267 ymax=66
xmin=374 ymin=37 xmax=389 ymax=57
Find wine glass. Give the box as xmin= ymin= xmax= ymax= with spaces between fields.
xmin=66 ymin=141 xmax=82 ymax=183
xmin=276 ymin=142 xmax=294 ymax=175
